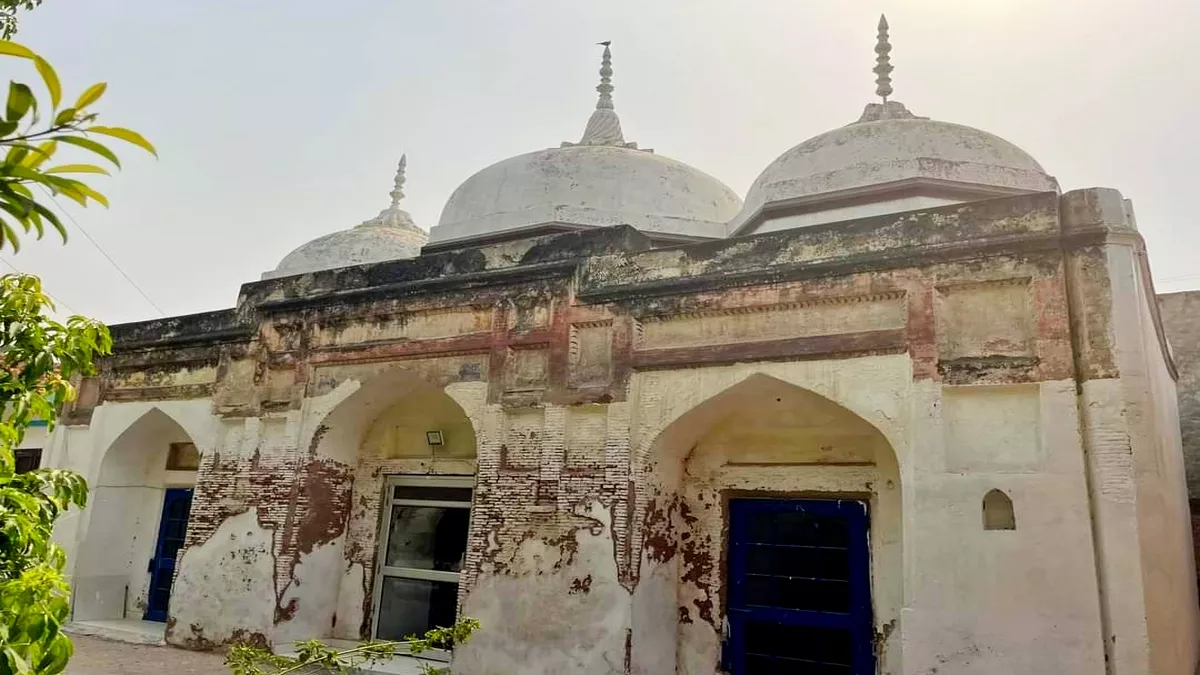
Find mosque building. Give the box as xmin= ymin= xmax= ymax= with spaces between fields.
xmin=45 ymin=16 xmax=1198 ymax=675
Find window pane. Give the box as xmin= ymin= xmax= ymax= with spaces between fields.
xmin=376 ymin=577 xmax=458 ymax=641
xmin=745 ymin=575 xmax=849 ymax=613
xmin=393 ymin=485 xmax=473 ymax=503
xmin=14 ymin=448 xmax=40 ymax=474
xmin=744 ymin=620 xmax=852 ymax=673
xmin=385 ymin=505 xmax=470 ymax=571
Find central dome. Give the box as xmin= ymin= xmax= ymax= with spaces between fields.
xmin=432 ymin=145 xmax=741 ymax=245
xmin=428 ymin=44 xmax=741 ymax=247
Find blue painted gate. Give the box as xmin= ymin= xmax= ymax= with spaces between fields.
xmin=144 ymin=487 xmax=193 ymax=622
xmin=726 ymin=498 xmax=874 ymax=674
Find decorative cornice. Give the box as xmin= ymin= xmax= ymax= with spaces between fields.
xmin=636 ymin=292 xmax=907 ymax=323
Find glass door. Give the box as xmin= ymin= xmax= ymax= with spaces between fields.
xmin=372 ymin=476 xmax=473 ymax=641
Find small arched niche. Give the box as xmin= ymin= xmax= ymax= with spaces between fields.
xmin=983 ymin=489 xmax=1016 ymax=531
xmin=75 ymin=408 xmax=199 ymax=622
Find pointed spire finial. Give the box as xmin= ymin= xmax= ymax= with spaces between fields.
xmin=389 ymin=154 xmax=406 ymax=208
xmin=574 ymin=41 xmax=627 ymax=146
xmin=359 ymin=153 xmax=419 ymax=230
xmin=595 ymin=41 xmax=614 ymax=110
xmin=874 ymin=14 xmax=894 ymax=102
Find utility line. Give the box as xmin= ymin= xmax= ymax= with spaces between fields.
xmin=36 ymin=186 xmax=167 ymax=317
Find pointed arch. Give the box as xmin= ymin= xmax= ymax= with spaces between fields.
xmin=302 ymin=366 xmax=485 ymax=466
xmin=631 ymin=371 xmax=903 ymax=675
xmin=96 ymin=407 xmax=195 ymax=486
xmin=74 ymin=406 xmax=200 ymax=623
xmin=983 ymin=489 xmax=1016 ymax=531
xmin=643 ymin=372 xmax=898 ymax=491
xmin=283 ymin=365 xmax=485 ymax=642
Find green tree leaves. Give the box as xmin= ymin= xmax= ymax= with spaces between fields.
xmin=0 ymin=273 xmax=110 ymax=675
xmin=4 ymin=83 xmax=32 ymax=125
xmin=85 ymin=127 xmax=155 ymax=158
xmin=0 ymin=39 xmax=154 ymax=251
xmin=71 ymin=84 xmax=104 ymax=111
xmin=0 ymin=14 xmax=126 ymax=675
xmin=0 ymin=2 xmax=43 ymax=41
xmin=225 ymin=617 xmax=480 ymax=675
xmin=29 ymin=58 xmax=56 ymax=111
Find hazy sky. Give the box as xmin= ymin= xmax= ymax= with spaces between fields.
xmin=6 ymin=0 xmax=1199 ymax=324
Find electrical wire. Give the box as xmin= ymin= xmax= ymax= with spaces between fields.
xmin=35 ymin=186 xmax=167 ymax=317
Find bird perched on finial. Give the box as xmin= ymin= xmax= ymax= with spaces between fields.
xmin=598 ymin=40 xmax=611 ymax=46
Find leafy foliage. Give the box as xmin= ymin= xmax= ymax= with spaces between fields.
xmin=0 ymin=33 xmax=149 ymax=675
xmin=0 ymin=273 xmax=111 ymax=675
xmin=0 ymin=1 xmax=40 ymax=41
xmin=226 ymin=617 xmax=480 ymax=675
xmin=0 ymin=38 xmax=156 ymax=252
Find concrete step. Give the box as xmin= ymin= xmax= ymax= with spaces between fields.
xmin=65 ymin=619 xmax=166 ymax=646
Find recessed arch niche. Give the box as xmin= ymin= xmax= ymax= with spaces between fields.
xmin=632 ymin=373 xmax=903 ymax=675
xmin=301 ymin=366 xmax=483 ymax=642
xmin=73 ymin=407 xmax=199 ymax=622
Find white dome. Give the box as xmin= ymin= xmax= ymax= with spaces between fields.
xmin=430 ymin=43 xmax=741 ymax=246
xmin=431 ymin=145 xmax=742 ymax=245
xmin=264 ymin=158 xmax=429 ymax=280
xmin=265 ymin=219 xmax=427 ymax=280
xmin=732 ymin=102 xmax=1058 ymax=233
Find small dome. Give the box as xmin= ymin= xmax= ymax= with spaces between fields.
xmin=733 ymin=104 xmax=1057 ymax=233
xmin=432 ymin=145 xmax=742 ymax=244
xmin=429 ymin=43 xmax=742 ymax=246
xmin=731 ymin=17 xmax=1058 ymax=234
xmin=264 ymin=157 xmax=428 ymax=279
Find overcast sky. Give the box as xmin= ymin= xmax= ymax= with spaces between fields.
xmin=6 ymin=0 xmax=1199 ymax=324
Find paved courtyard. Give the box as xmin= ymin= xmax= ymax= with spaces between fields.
xmin=66 ymin=636 xmax=226 ymax=675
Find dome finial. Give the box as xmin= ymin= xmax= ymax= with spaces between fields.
xmin=595 ymin=41 xmax=614 ymax=111
xmin=357 ymin=154 xmax=419 ymax=231
xmin=576 ymin=41 xmax=627 ymax=146
xmin=874 ymin=14 xmax=894 ymax=103
xmin=389 ymin=154 xmax=406 ymax=208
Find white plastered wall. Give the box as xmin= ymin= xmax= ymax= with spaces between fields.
xmin=1082 ymin=232 xmax=1200 ymax=675
xmin=46 ymin=399 xmax=218 ymax=622
xmin=626 ymin=355 xmax=1106 ymax=675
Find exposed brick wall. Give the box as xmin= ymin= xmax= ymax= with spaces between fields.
xmin=181 ymin=419 xmax=353 ymax=624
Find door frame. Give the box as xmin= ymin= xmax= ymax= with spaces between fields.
xmin=143 ymin=487 xmax=193 ymax=622
xmin=726 ymin=497 xmax=874 ymax=674
xmin=370 ymin=474 xmax=475 ymax=642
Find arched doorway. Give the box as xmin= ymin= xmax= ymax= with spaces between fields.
xmin=73 ymin=408 xmax=200 ymax=623
xmin=301 ymin=368 xmax=483 ymax=643
xmin=635 ymin=374 xmax=902 ymax=675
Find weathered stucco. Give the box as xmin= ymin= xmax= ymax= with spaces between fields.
xmin=48 ymin=189 xmax=1196 ymax=674
xmin=433 ymin=145 xmax=742 ymax=245
xmin=1158 ymin=291 xmax=1200 ymax=498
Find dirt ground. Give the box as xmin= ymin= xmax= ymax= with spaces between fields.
xmin=66 ymin=635 xmax=227 ymax=675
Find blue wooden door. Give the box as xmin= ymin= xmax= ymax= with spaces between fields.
xmin=143 ymin=488 xmax=193 ymax=622
xmin=727 ymin=498 xmax=873 ymax=674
